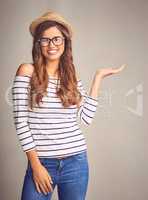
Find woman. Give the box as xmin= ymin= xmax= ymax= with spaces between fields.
xmin=11 ymin=10 xmax=126 ymax=200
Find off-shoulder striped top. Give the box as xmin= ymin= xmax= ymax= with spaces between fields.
xmin=11 ymin=75 xmax=98 ymax=158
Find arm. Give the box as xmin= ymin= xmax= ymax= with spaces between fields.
xmin=12 ymin=64 xmax=53 ymax=195
xmin=88 ymin=64 xmax=127 ymax=98
xmin=77 ymin=77 xmax=100 ymax=126
xmin=77 ymin=64 xmax=126 ymax=125
xmin=12 ymin=63 xmax=41 ymax=169
xmin=88 ymin=73 xmax=102 ymax=98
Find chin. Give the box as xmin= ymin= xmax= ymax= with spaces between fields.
xmin=46 ymin=55 xmax=61 ymax=61
xmin=46 ymin=52 xmax=62 ymax=59
xmin=49 ymin=55 xmax=61 ymax=60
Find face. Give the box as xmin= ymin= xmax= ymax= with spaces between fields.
xmin=39 ymin=26 xmax=65 ymax=61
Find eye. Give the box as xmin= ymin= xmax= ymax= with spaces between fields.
xmin=53 ymin=36 xmax=64 ymax=45
xmin=54 ymin=36 xmax=61 ymax=41
xmin=37 ymin=37 xmax=49 ymax=47
xmin=40 ymin=38 xmax=49 ymax=42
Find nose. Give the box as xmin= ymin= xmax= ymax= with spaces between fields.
xmin=49 ymin=40 xmax=55 ymax=47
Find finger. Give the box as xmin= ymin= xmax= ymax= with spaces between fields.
xmin=112 ymin=64 xmax=126 ymax=73
xmin=34 ymin=181 xmax=41 ymax=193
xmin=43 ymin=181 xmax=52 ymax=194
xmin=119 ymin=64 xmax=127 ymax=71
xmin=39 ymin=182 xmax=49 ymax=195
xmin=48 ymin=174 xmax=53 ymax=184
xmin=42 ymin=179 xmax=53 ymax=193
xmin=45 ymin=179 xmax=53 ymax=192
xmin=47 ymin=175 xmax=54 ymax=191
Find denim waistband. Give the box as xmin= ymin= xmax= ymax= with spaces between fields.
xmin=38 ymin=150 xmax=87 ymax=162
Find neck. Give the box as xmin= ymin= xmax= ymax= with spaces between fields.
xmin=46 ymin=59 xmax=59 ymax=77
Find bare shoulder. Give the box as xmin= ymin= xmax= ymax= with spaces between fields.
xmin=15 ymin=63 xmax=34 ymax=76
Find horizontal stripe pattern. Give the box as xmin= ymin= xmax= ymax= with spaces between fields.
xmin=11 ymin=75 xmax=98 ymax=157
xmin=77 ymin=79 xmax=98 ymax=125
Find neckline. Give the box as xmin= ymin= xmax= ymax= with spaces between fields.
xmin=48 ymin=75 xmax=59 ymax=80
xmin=15 ymin=75 xmax=59 ymax=80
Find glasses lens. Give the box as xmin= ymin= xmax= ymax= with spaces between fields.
xmin=38 ymin=36 xmax=64 ymax=46
xmin=39 ymin=38 xmax=49 ymax=46
xmin=52 ymin=36 xmax=64 ymax=45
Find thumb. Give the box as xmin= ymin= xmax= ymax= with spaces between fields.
xmin=48 ymin=174 xmax=53 ymax=184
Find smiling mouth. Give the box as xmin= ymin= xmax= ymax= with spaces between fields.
xmin=47 ymin=49 xmax=58 ymax=54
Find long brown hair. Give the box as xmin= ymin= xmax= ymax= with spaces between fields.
xmin=29 ymin=20 xmax=82 ymax=110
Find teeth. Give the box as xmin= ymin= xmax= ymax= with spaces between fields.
xmin=48 ymin=50 xmax=58 ymax=54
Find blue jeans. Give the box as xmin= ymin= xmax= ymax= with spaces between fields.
xmin=21 ymin=151 xmax=89 ymax=200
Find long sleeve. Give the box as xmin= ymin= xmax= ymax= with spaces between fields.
xmin=77 ymin=79 xmax=98 ymax=125
xmin=11 ymin=75 xmax=36 ymax=152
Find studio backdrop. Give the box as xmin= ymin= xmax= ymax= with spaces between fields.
xmin=0 ymin=0 xmax=146 ymax=200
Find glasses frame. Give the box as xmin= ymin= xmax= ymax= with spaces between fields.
xmin=37 ymin=36 xmax=65 ymax=47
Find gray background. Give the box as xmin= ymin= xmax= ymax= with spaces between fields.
xmin=0 ymin=0 xmax=147 ymax=199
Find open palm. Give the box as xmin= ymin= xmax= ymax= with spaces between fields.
xmin=97 ymin=64 xmax=127 ymax=79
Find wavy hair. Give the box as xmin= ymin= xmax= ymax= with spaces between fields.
xmin=28 ymin=20 xmax=82 ymax=110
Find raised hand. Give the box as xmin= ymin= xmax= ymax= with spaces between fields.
xmin=88 ymin=64 xmax=127 ymax=98
xmin=95 ymin=64 xmax=127 ymax=79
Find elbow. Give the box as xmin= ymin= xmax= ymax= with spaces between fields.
xmin=14 ymin=121 xmax=36 ymax=152
xmin=80 ymin=116 xmax=94 ymax=126
xmin=80 ymin=109 xmax=95 ymax=126
xmin=77 ymin=108 xmax=97 ymax=126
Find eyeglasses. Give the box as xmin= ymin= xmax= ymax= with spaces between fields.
xmin=37 ymin=36 xmax=65 ymax=47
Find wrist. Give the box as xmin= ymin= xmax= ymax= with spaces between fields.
xmin=29 ymin=159 xmax=42 ymax=170
xmin=95 ymin=70 xmax=103 ymax=80
xmin=26 ymin=150 xmax=42 ymax=170
xmin=31 ymin=162 xmax=42 ymax=171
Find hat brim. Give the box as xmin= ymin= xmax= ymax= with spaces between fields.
xmin=29 ymin=12 xmax=73 ymax=38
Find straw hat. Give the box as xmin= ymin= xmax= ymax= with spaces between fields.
xmin=29 ymin=10 xmax=73 ymax=38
